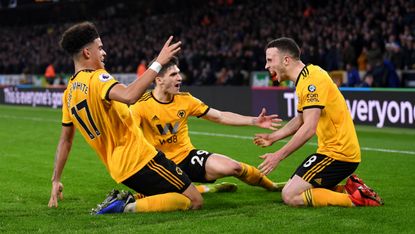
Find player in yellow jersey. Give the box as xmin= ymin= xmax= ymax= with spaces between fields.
xmin=254 ymin=37 xmax=384 ymax=207
xmin=48 ymin=22 xmax=204 ymax=214
xmin=130 ymin=56 xmax=284 ymax=194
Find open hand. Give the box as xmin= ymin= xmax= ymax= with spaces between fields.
xmin=255 ymin=108 xmax=281 ymax=130
xmin=258 ymin=153 xmax=281 ymax=175
xmin=156 ymin=36 xmax=182 ymax=65
xmin=253 ymin=133 xmax=274 ymax=147
xmin=48 ymin=181 xmax=64 ymax=208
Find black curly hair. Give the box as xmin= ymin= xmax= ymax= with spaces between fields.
xmin=60 ymin=21 xmax=99 ymax=55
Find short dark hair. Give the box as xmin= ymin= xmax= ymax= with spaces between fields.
xmin=266 ymin=37 xmax=301 ymax=60
xmin=60 ymin=21 xmax=100 ymax=55
xmin=150 ymin=56 xmax=179 ymax=76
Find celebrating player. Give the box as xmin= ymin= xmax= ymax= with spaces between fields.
xmin=48 ymin=21 xmax=204 ymax=214
xmin=254 ymin=37 xmax=384 ymax=207
xmin=130 ymin=56 xmax=284 ymax=194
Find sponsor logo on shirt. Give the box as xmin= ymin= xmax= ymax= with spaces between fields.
xmin=306 ymin=84 xmax=319 ymax=102
xmin=308 ymin=84 xmax=316 ymax=92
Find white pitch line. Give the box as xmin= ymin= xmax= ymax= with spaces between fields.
xmin=1 ymin=114 xmax=413 ymax=156
xmin=0 ymin=114 xmax=59 ymax=123
xmin=189 ymin=131 xmax=415 ymax=155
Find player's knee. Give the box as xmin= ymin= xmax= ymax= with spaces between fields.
xmin=281 ymin=190 xmax=291 ymax=205
xmin=281 ymin=188 xmax=296 ymax=206
xmin=281 ymin=188 xmax=304 ymax=206
xmin=230 ymin=161 xmax=242 ymax=176
xmin=211 ymin=160 xmax=241 ymax=177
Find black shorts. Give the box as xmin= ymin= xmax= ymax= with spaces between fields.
xmin=292 ymin=153 xmax=359 ymax=188
xmin=122 ymin=151 xmax=192 ymax=196
xmin=177 ymin=149 xmax=215 ymax=183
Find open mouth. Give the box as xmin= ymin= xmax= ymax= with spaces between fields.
xmin=269 ymin=70 xmax=278 ymax=81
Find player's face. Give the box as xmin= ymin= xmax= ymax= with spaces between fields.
xmin=87 ymin=38 xmax=107 ymax=69
xmin=265 ymin=47 xmax=287 ymax=82
xmin=160 ymin=65 xmax=182 ymax=94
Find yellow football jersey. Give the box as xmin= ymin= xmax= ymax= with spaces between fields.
xmin=61 ymin=69 xmax=157 ymax=183
xmin=130 ymin=91 xmax=209 ymax=164
xmin=296 ymin=64 xmax=361 ymax=163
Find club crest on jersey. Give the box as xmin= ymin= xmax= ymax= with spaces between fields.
xmin=177 ymin=110 xmax=186 ymax=118
xmin=308 ymin=84 xmax=316 ymax=92
xmin=176 ymin=167 xmax=183 ymax=175
xmin=99 ymin=73 xmax=113 ymax=82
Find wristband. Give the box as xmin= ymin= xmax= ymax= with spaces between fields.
xmin=149 ymin=61 xmax=162 ymax=73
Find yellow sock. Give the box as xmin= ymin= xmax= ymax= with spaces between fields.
xmin=135 ymin=193 xmax=191 ymax=212
xmin=237 ymin=162 xmax=275 ymax=191
xmin=302 ymin=188 xmax=352 ymax=207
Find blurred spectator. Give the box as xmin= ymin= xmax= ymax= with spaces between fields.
xmin=367 ymin=41 xmax=383 ymax=68
xmin=346 ymin=63 xmax=361 ymax=87
xmin=136 ymin=60 xmax=147 ymax=79
xmin=342 ymin=40 xmax=356 ymax=68
xmin=357 ymin=47 xmax=368 ymax=72
xmin=361 ymin=73 xmax=374 ymax=87
xmin=44 ymin=64 xmax=56 ymax=85
xmin=385 ymin=34 xmax=403 ymax=69
xmin=371 ymin=60 xmax=401 ymax=87
xmin=0 ymin=0 xmax=413 ymax=88
xmin=401 ymin=35 xmax=415 ymax=70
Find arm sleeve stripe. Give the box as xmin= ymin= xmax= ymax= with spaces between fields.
xmin=303 ymin=105 xmax=324 ymax=110
xmin=197 ymin=107 xmax=210 ymax=118
xmin=105 ymin=82 xmax=120 ymax=101
xmin=62 ymin=122 xmax=74 ymax=126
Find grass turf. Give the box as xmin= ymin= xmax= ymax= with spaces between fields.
xmin=0 ymin=104 xmax=414 ymax=233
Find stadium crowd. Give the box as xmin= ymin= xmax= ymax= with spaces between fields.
xmin=0 ymin=0 xmax=414 ymax=87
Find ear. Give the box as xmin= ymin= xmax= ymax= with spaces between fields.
xmin=283 ymin=56 xmax=290 ymax=66
xmin=82 ymin=47 xmax=91 ymax=59
xmin=155 ymin=76 xmax=163 ymax=85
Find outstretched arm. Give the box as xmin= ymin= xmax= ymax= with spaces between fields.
xmin=202 ymin=107 xmax=281 ymax=130
xmin=48 ymin=125 xmax=75 ymax=208
xmin=109 ymin=36 xmax=181 ymax=105
xmin=258 ymin=108 xmax=320 ymax=175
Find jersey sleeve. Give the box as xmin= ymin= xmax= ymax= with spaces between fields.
xmin=93 ymin=70 xmax=119 ymax=101
xmin=187 ymin=94 xmax=210 ymax=117
xmin=298 ymin=72 xmax=329 ymax=111
xmin=61 ymin=89 xmax=73 ymax=126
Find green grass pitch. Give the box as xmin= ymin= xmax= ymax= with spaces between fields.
xmin=0 ymin=104 xmax=414 ymax=233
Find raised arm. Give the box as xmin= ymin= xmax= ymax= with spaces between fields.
xmin=109 ymin=36 xmax=181 ymax=105
xmin=202 ymin=107 xmax=281 ymax=130
xmin=48 ymin=125 xmax=75 ymax=208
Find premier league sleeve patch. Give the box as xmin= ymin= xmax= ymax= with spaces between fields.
xmin=99 ymin=73 xmax=113 ymax=82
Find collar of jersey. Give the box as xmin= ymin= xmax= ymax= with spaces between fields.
xmin=150 ymin=91 xmax=175 ymax=104
xmin=295 ymin=64 xmax=311 ymax=87
xmin=70 ymin=69 xmax=95 ymax=80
